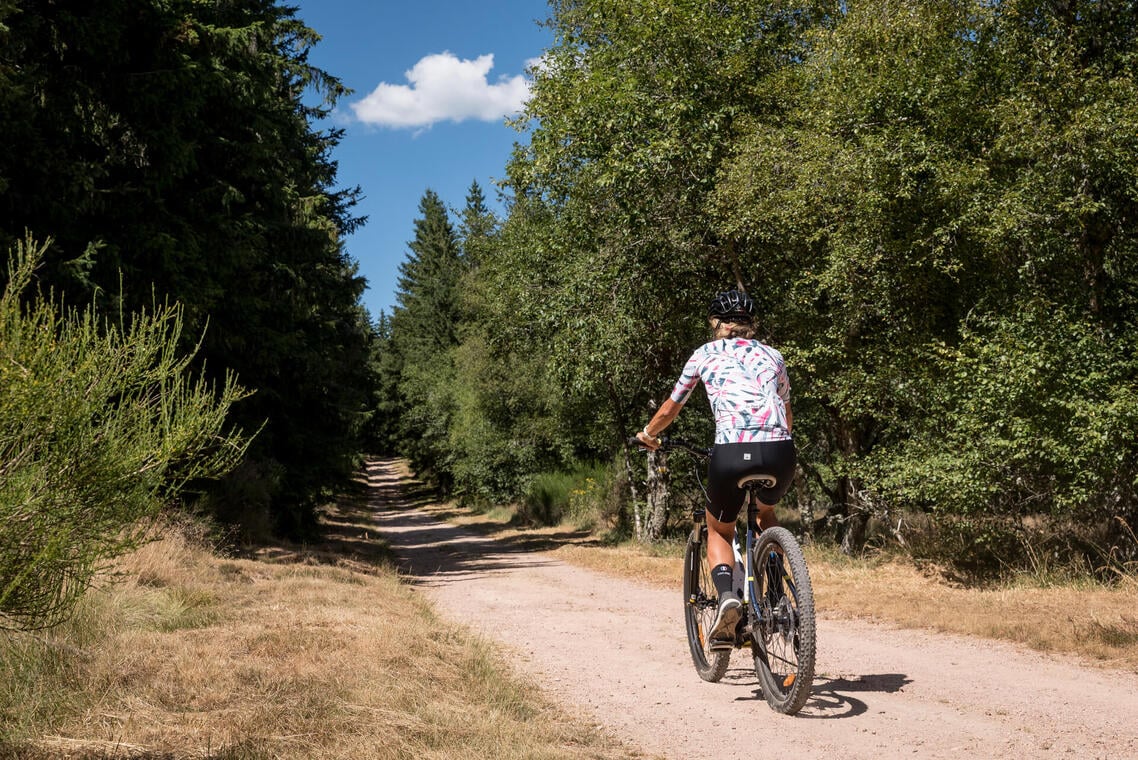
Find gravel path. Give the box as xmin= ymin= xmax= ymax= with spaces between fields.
xmin=367 ymin=459 xmax=1138 ymax=760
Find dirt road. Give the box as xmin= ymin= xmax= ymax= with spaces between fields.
xmin=367 ymin=459 xmax=1138 ymax=760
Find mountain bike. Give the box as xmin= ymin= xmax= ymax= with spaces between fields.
xmin=634 ymin=436 xmax=817 ymax=715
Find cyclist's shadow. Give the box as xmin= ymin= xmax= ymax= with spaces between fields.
xmin=730 ymin=670 xmax=912 ymax=719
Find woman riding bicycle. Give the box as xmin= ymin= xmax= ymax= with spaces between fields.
xmin=636 ymin=289 xmax=796 ymax=650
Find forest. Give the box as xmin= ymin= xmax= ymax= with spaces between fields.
xmin=377 ymin=0 xmax=1138 ymax=580
xmin=2 ymin=0 xmax=1137 ymax=631
xmin=0 ymin=0 xmax=376 ymax=627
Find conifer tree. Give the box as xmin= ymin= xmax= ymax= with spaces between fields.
xmin=386 ymin=190 xmax=465 ymax=489
xmin=0 ymin=1 xmax=375 ymax=534
xmin=458 ymin=180 xmax=497 ymax=269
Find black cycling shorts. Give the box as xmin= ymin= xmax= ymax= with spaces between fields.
xmin=707 ymin=439 xmax=796 ymax=523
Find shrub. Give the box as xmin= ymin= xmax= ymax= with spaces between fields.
xmin=520 ymin=471 xmax=576 ymax=526
xmin=871 ymin=302 xmax=1138 ymax=579
xmin=0 ymin=238 xmax=251 ymax=630
xmin=518 ymin=461 xmax=618 ymax=529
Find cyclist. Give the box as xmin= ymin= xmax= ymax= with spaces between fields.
xmin=636 ymin=289 xmax=796 ymax=649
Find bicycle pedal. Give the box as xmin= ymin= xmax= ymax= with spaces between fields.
xmin=708 ymin=637 xmax=734 ymax=652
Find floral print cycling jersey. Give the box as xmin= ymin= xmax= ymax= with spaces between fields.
xmin=670 ymin=338 xmax=792 ymax=444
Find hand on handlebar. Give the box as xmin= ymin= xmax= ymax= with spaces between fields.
xmin=628 ymin=434 xmax=712 ymax=459
xmin=635 ymin=430 xmax=662 ymax=451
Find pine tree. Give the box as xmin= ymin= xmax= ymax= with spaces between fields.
xmin=386 ymin=190 xmax=466 ymax=489
xmin=0 ymin=1 xmax=376 ymax=535
xmin=458 ymin=180 xmax=497 ymax=269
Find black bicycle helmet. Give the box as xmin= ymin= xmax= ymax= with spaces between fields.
xmin=708 ymin=289 xmax=755 ymax=323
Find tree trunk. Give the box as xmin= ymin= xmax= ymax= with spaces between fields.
xmin=724 ymin=237 xmax=748 ymax=293
xmin=840 ymin=510 xmax=870 ymax=555
xmin=620 ymin=442 xmax=643 ymax=541
xmin=609 ymin=377 xmax=642 ymax=540
xmin=830 ymin=413 xmax=872 ymax=555
xmin=838 ymin=474 xmax=869 ymax=555
xmin=793 ymin=466 xmax=814 ymax=543
xmin=645 ymin=448 xmax=670 ymax=541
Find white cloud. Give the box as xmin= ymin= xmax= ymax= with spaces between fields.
xmin=350 ymin=52 xmax=530 ymax=129
xmin=524 ymin=55 xmax=548 ymax=75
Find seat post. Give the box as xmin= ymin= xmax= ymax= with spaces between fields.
xmin=745 ymin=488 xmax=761 ymax=535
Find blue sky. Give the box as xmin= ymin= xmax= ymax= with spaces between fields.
xmin=292 ymin=1 xmax=554 ymax=319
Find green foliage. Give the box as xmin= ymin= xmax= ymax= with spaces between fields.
xmin=706 ymin=0 xmax=1000 ymax=546
xmin=447 ymin=330 xmax=565 ymax=503
xmin=699 ymin=0 xmax=1138 ymax=564
xmin=519 ymin=0 xmax=832 ymax=353
xmin=0 ymin=239 xmax=249 ymax=630
xmin=381 ymin=190 xmax=467 ymax=491
xmin=0 ymin=1 xmax=376 ymax=536
xmin=364 ymin=312 xmax=401 ymax=456
xmin=519 ymin=462 xmax=615 ymax=529
xmin=368 ymin=1 xmax=1138 ymax=575
xmin=875 ymin=303 xmax=1138 ymax=525
xmin=521 ymin=471 xmax=577 ymax=527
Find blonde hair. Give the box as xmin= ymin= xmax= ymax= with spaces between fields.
xmin=710 ymin=318 xmax=756 ymax=340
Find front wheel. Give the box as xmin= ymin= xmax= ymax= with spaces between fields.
xmin=683 ymin=525 xmax=730 ymax=682
xmin=750 ymin=526 xmax=816 ymax=714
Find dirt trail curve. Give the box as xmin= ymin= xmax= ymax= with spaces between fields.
xmin=365 ymin=459 xmax=1138 ymax=760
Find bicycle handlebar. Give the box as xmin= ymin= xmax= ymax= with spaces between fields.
xmin=627 ymin=435 xmax=712 ymax=459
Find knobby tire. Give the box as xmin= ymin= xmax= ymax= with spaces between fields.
xmin=750 ymin=526 xmax=816 ymax=715
xmin=682 ymin=526 xmax=730 ymax=682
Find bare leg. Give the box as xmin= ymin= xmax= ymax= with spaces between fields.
xmin=706 ymin=511 xmax=736 ymax=569
xmin=708 ymin=501 xmax=779 ymax=567
xmin=757 ymin=501 xmax=779 ymax=531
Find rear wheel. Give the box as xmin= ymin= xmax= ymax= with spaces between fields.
xmin=683 ymin=525 xmax=730 ymax=682
xmin=750 ymin=526 xmax=816 ymax=714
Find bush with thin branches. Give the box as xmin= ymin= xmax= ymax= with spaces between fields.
xmin=0 ymin=238 xmax=251 ymax=630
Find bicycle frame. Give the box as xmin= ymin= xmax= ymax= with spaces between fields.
xmin=649 ymin=436 xmax=771 ymax=628
xmin=742 ymin=497 xmax=761 ymax=611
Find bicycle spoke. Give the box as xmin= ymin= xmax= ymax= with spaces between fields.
xmin=765 ymin=650 xmax=799 ymax=670
xmin=750 ymin=527 xmax=816 ymax=715
xmin=684 ymin=528 xmax=730 ymax=682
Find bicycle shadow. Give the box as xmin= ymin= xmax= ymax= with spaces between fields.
xmin=798 ymin=673 xmax=912 ymax=718
xmin=729 ymin=670 xmax=912 ymax=719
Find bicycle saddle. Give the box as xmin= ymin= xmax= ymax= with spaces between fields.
xmin=737 ymin=473 xmax=777 ymax=489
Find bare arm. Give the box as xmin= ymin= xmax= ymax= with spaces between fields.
xmin=635 ymin=398 xmax=684 ymax=450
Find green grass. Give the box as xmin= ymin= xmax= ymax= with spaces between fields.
xmin=520 ymin=461 xmax=615 ymax=529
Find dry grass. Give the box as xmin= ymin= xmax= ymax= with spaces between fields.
xmin=807 ymin=548 xmax=1138 ymax=671
xmin=0 ymin=507 xmax=641 ymax=759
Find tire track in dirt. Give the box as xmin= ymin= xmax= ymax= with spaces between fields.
xmin=367 ymin=459 xmax=1138 ymax=760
